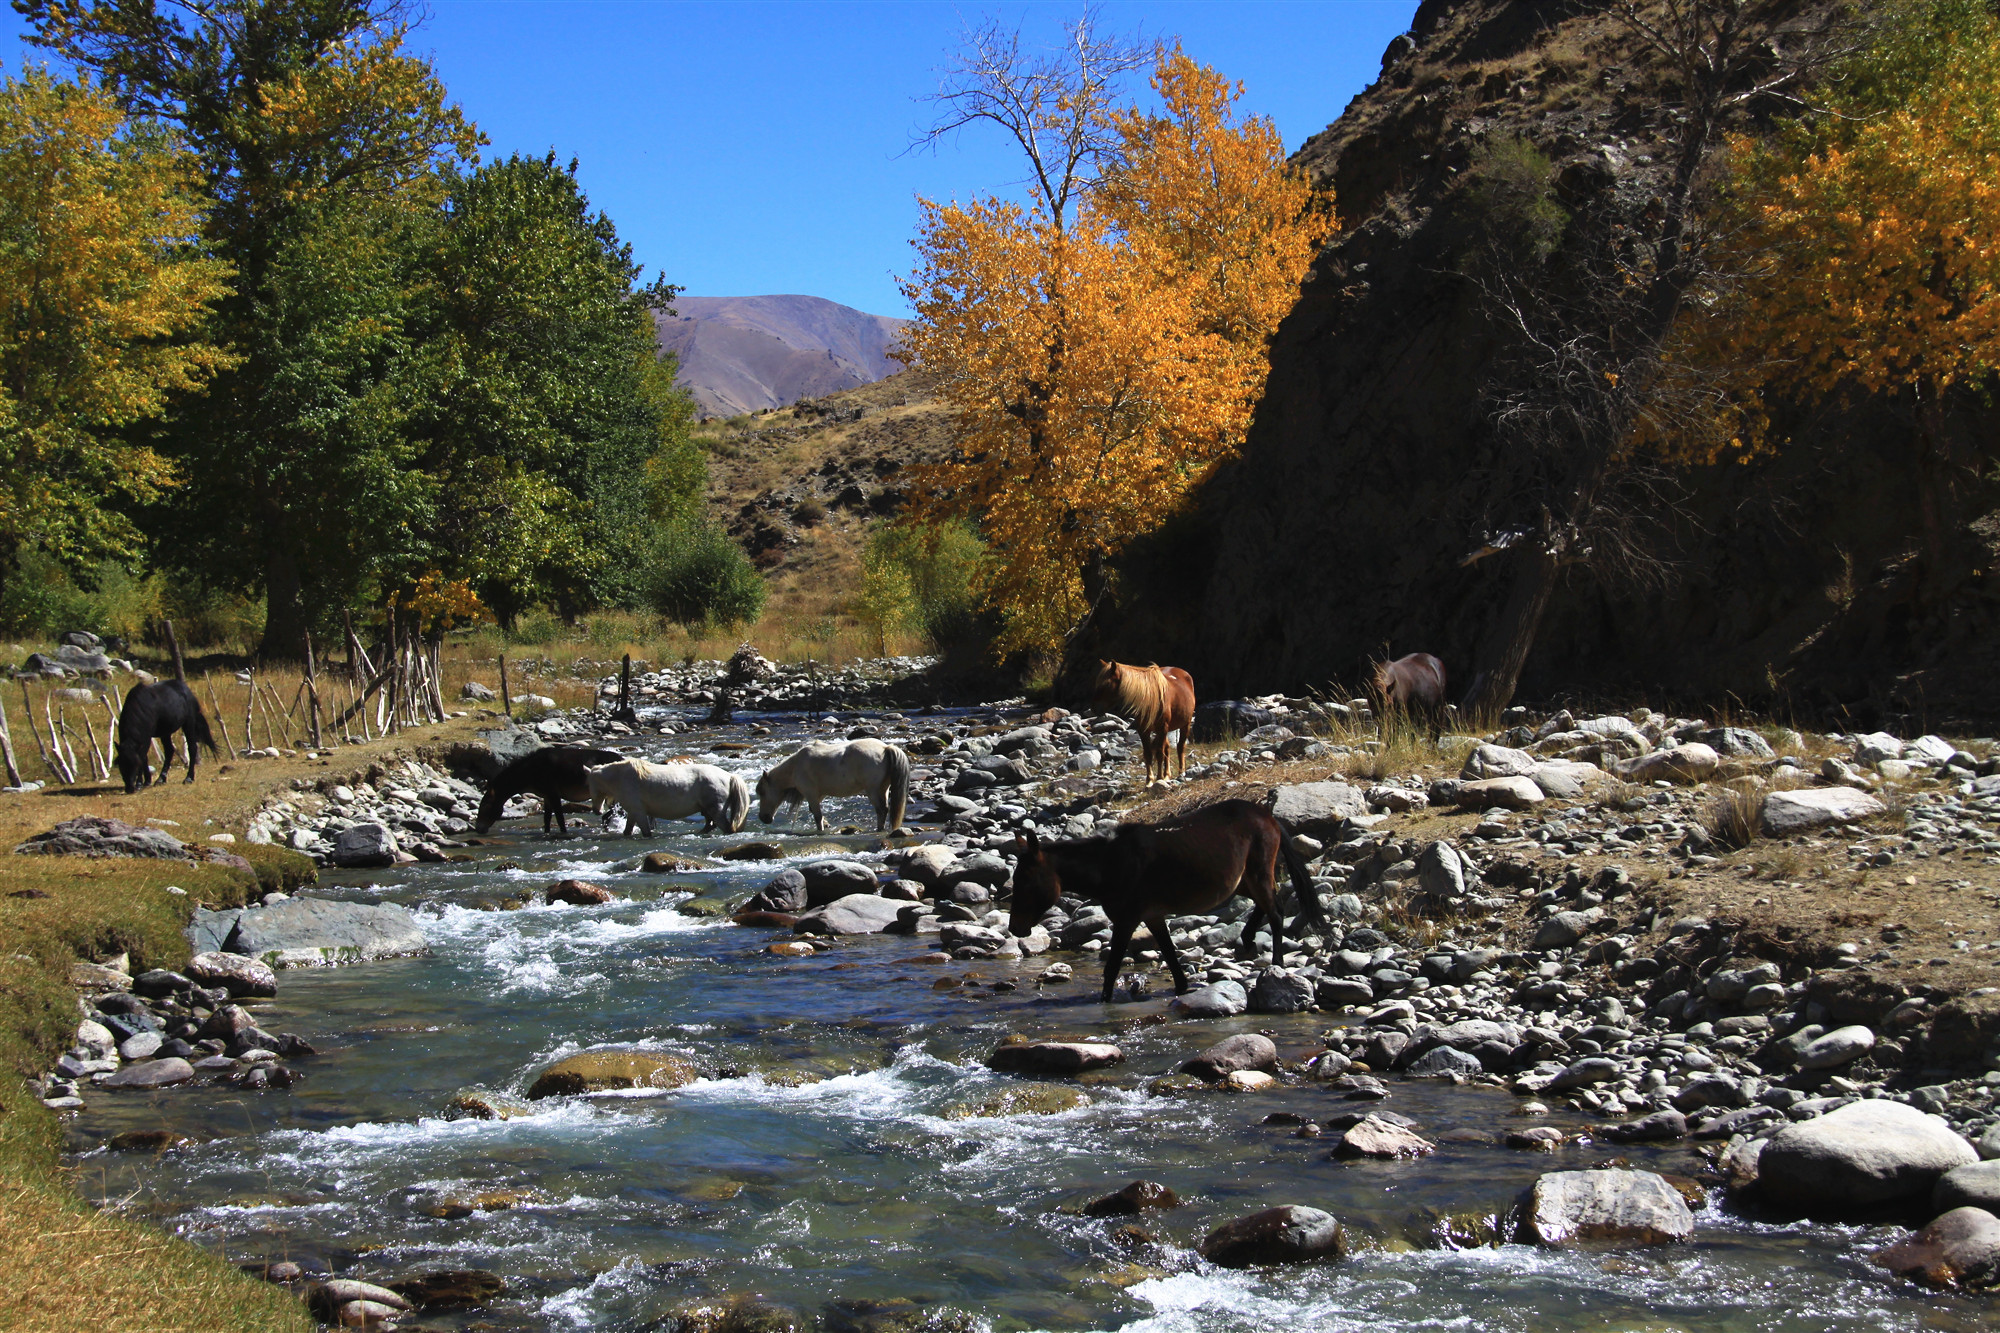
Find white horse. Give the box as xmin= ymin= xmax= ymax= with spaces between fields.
xmin=582 ymin=759 xmax=751 ymax=836
xmin=756 ymin=739 xmax=910 ymax=833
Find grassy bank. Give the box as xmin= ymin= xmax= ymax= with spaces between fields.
xmin=0 ymin=710 xmax=485 ymax=1333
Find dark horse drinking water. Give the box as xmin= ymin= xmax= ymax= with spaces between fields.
xmin=115 ymin=680 xmax=218 ymax=792
xmin=474 ymin=747 xmax=626 ymax=835
xmin=1008 ymin=799 xmax=1328 ymax=1002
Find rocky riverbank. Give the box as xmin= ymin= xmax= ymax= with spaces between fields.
xmin=87 ymin=658 xmax=2000 ymax=1316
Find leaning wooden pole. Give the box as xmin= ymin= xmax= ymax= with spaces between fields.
xmin=304 ymin=630 xmax=324 ymax=748
xmin=162 ymin=618 xmax=186 ymax=683
xmin=204 ymin=675 xmax=237 ymax=758
xmin=499 ymin=654 xmax=513 ymax=719
xmin=0 ymin=693 xmax=23 ymax=787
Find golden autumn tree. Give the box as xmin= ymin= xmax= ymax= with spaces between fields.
xmin=900 ymin=37 xmax=1332 ymax=659
xmin=1693 ymin=1 xmax=2000 ymax=581
xmin=0 ymin=68 xmax=233 ymax=569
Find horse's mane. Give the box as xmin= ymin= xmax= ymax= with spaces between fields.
xmin=1110 ymin=662 xmax=1171 ymax=733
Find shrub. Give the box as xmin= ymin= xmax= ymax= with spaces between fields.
xmin=644 ymin=518 xmax=766 ymax=630
xmin=854 ymin=519 xmax=986 ymax=652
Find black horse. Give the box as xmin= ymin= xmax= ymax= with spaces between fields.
xmin=475 ymin=746 xmax=626 ymax=835
xmin=115 ymin=680 xmax=218 ymax=793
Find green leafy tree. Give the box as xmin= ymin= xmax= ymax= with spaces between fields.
xmin=644 ymin=516 xmax=765 ymax=631
xmin=19 ymin=0 xmax=483 ymax=656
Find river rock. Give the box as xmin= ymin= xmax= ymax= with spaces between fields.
xmin=1263 ymin=782 xmax=1369 ymax=839
xmin=1602 ymin=1110 xmax=1688 ymax=1143
xmin=1198 ymin=1205 xmax=1347 ymax=1267
xmin=1874 ymin=1206 xmax=2000 ymax=1290
xmin=641 ymin=852 xmax=704 ymax=873
xmin=895 ymin=845 xmax=957 ymax=889
xmin=1082 ymin=1180 xmax=1179 ymax=1217
xmin=800 ymin=860 xmax=878 ymax=905
xmin=1248 ymin=968 xmax=1316 ymax=1014
xmin=1798 ymin=1025 xmax=1874 ymax=1070
xmin=743 ymin=869 xmax=808 ymax=914
xmin=1546 ymin=1056 xmax=1621 ymax=1091
xmin=545 ymin=879 xmax=615 ymax=906
xmin=939 ymin=921 xmax=1006 ymax=955
xmin=1534 ymin=912 xmax=1597 ymax=951
xmin=1461 ymin=744 xmax=1537 ymax=780
xmin=186 ymin=951 xmax=277 ymax=998
xmin=388 ymin=1270 xmax=507 ymax=1311
xmin=1759 ymin=1099 xmax=1977 ymax=1210
xmin=1404 ymin=1046 xmax=1483 ymax=1079
xmin=1701 ymin=727 xmax=1775 ymax=759
xmin=1182 ymin=1033 xmax=1278 ymax=1081
xmin=225 ymin=897 xmax=428 ymax=966
xmin=719 ymin=841 xmax=784 ymax=861
xmin=1934 ymin=1161 xmax=2000 ymax=1213
xmin=1415 ymin=841 xmax=1468 ymax=901
xmin=330 ymin=822 xmax=399 ymax=868
xmin=1169 ymin=979 xmax=1248 ymax=1019
xmin=944 ymin=1083 xmax=1087 ymax=1119
xmin=98 ymin=1057 xmax=195 ymax=1089
xmin=527 ymin=1050 xmax=702 ymax=1098
xmin=792 ymin=894 xmax=903 ymax=936
xmin=15 ymin=815 xmax=188 ymax=860
xmin=1611 ymin=743 xmax=1718 ymax=785
xmin=1761 ymin=787 xmax=1887 ymax=836
xmin=1333 ymin=1114 xmax=1434 ymax=1159
xmin=987 ymin=1040 xmax=1123 ymax=1076
xmin=1453 ymin=776 xmax=1544 ymax=810
xmin=1315 ymin=976 xmax=1375 ymax=1009
xmin=308 ymin=1280 xmax=412 ymax=1317
xmin=1523 ymin=1169 xmax=1694 ymax=1247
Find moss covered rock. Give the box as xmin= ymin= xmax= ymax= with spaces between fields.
xmin=526 ymin=1050 xmax=703 ymax=1099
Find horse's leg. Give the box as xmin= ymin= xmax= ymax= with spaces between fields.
xmin=1150 ymin=916 xmax=1190 ymax=995
xmin=1100 ymin=920 xmax=1135 ymax=1003
xmin=155 ymin=733 xmax=177 ymax=785
xmin=1238 ymin=904 xmax=1265 ymax=958
xmin=811 ymin=799 xmax=826 ymax=833
xmin=183 ymin=730 xmax=198 ymax=783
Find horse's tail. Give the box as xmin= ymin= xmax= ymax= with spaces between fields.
xmin=180 ymin=685 xmax=218 ymax=756
xmin=884 ymin=744 xmax=910 ymax=830
xmin=1276 ymin=818 xmax=1330 ymax=931
xmin=724 ymin=772 xmax=751 ymax=833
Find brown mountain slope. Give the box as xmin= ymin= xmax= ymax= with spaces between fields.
xmin=697 ymin=370 xmax=953 ymax=639
xmin=655 ymin=295 xmax=909 ymax=418
xmin=1098 ymin=0 xmax=2000 ymax=727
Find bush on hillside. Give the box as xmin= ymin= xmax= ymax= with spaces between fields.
xmin=855 ymin=519 xmax=987 ymax=653
xmin=644 ymin=518 xmax=766 ymax=631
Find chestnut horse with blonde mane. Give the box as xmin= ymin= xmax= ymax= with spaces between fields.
xmin=1092 ymin=660 xmax=1196 ymax=783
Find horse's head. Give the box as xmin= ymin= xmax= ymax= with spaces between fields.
xmin=472 ymin=785 xmax=505 ymax=834
xmin=1089 ymin=660 xmax=1118 ymax=705
xmin=115 ymin=745 xmax=148 ymax=795
xmin=1007 ymin=831 xmax=1059 ymax=938
xmin=1369 ymin=659 xmax=1393 ymax=700
xmin=755 ymin=770 xmax=795 ymax=825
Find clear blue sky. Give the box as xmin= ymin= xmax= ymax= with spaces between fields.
xmin=2 ymin=1 xmax=1416 ymax=316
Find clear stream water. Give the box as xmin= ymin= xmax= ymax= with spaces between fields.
xmin=65 ymin=714 xmax=1991 ymax=1331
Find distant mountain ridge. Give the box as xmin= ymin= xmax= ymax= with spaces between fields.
xmin=653 ymin=295 xmax=909 ymax=418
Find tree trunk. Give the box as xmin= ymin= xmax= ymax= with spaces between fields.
xmin=1465 ymin=541 xmax=1565 ymax=720
xmin=260 ymin=539 xmax=308 ymax=661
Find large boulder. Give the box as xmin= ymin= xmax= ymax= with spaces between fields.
xmin=1181 ymin=1033 xmax=1278 ymax=1081
xmin=799 ymin=860 xmax=879 ymax=906
xmin=225 ymin=897 xmax=428 ymax=967
xmin=1761 ymin=787 xmax=1887 ymax=837
xmin=526 ymin=1049 xmax=701 ymax=1099
xmin=1262 ymin=782 xmax=1368 ymax=840
xmin=1758 ymin=1099 xmax=1977 ymax=1211
xmin=1611 ymin=743 xmax=1719 ymax=785
xmin=1452 ymin=776 xmax=1544 ymax=810
xmin=15 ymin=816 xmax=188 ymax=860
xmin=1248 ymin=968 xmax=1316 ymax=1014
xmin=986 ymin=1041 xmax=1123 ymax=1076
xmin=1415 ymin=841 xmax=1468 ymax=900
xmin=792 ymin=893 xmax=902 ymax=936
xmin=1169 ymin=980 xmax=1248 ymax=1019
xmin=1461 ymin=744 xmax=1537 ymax=780
xmin=331 ymin=822 xmax=398 ymax=868
xmin=1198 ymin=1205 xmax=1347 ymax=1267
xmin=1193 ymin=701 xmax=1283 ymax=742
xmin=1873 ymin=1206 xmax=2000 ymax=1290
xmin=1935 ymin=1161 xmax=2000 ymax=1214
xmin=894 ymin=845 xmax=957 ymax=889
xmin=185 ymin=951 xmax=277 ymax=998
xmin=1522 ymin=1169 xmax=1694 ymax=1247
xmin=741 ymin=869 xmax=808 ymax=914
xmin=1700 ymin=727 xmax=1775 ymax=759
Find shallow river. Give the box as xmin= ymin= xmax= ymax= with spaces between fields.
xmin=68 ymin=713 xmax=1987 ymax=1331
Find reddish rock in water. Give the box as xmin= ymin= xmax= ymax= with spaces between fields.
xmin=1083 ymin=1181 xmax=1180 ymax=1217
xmin=545 ymin=879 xmax=615 ymax=906
xmin=1874 ymin=1207 xmax=2000 ymax=1289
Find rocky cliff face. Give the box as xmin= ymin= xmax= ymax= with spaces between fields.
xmin=1102 ymin=0 xmax=2000 ymax=728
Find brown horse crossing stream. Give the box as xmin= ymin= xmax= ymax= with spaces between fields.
xmin=62 ymin=710 xmax=1978 ymax=1330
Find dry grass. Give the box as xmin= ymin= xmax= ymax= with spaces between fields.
xmin=1701 ymin=784 xmax=1764 ymax=851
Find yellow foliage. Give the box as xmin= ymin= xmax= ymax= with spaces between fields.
xmin=1676 ymin=18 xmax=2000 ymax=464
xmin=395 ymin=570 xmax=489 ymax=633
xmin=899 ymin=49 xmax=1333 ymax=657
xmin=0 ymin=70 xmax=234 ymax=561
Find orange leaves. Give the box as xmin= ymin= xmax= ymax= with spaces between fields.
xmin=899 ymin=48 xmax=1332 ymax=657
